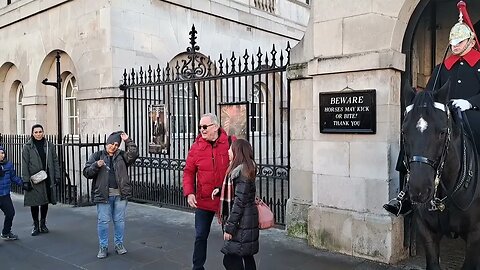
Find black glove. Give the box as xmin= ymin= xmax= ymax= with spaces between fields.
xmin=22 ymin=182 xmax=33 ymax=191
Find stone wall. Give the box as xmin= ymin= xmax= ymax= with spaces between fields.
xmin=0 ymin=0 xmax=309 ymax=135
xmin=286 ymin=0 xmax=421 ymax=263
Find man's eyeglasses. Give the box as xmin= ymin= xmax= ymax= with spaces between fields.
xmin=198 ymin=124 xmax=214 ymax=130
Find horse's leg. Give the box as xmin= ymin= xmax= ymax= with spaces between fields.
xmin=417 ymin=218 xmax=442 ymax=270
xmin=462 ymin=231 xmax=480 ymax=270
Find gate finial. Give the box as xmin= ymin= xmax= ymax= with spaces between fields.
xmin=187 ymin=25 xmax=200 ymax=53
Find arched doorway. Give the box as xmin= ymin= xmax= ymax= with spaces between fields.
xmin=403 ymin=0 xmax=480 ymax=91
xmin=401 ymin=0 xmax=479 ymax=266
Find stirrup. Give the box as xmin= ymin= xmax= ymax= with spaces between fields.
xmin=383 ymin=191 xmax=412 ymax=217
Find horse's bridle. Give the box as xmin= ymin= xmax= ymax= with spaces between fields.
xmin=403 ymin=102 xmax=451 ymax=211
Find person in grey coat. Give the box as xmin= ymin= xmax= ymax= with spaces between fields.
xmin=83 ymin=131 xmax=138 ymax=259
xmin=22 ymin=124 xmax=61 ymax=236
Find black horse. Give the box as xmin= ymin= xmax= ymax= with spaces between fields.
xmin=402 ymin=81 xmax=480 ymax=270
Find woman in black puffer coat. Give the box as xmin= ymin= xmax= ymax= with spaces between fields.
xmin=217 ymin=139 xmax=259 ymax=270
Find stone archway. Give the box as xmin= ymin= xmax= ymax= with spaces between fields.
xmin=36 ymin=51 xmax=78 ymax=134
xmin=398 ymin=0 xmax=480 ymax=266
xmin=0 ymin=62 xmax=24 ymax=133
xmin=402 ymin=0 xmax=480 ymax=90
xmin=285 ymin=0 xmax=458 ymax=265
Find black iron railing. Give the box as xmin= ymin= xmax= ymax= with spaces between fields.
xmin=0 ymin=134 xmax=105 ymax=206
xmin=120 ymin=25 xmax=290 ymax=224
xmin=2 ymin=27 xmax=292 ymax=225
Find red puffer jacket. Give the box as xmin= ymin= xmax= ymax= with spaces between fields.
xmin=183 ymin=128 xmax=233 ymax=212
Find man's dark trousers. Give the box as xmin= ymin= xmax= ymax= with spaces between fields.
xmin=0 ymin=194 xmax=15 ymax=235
xmin=193 ymin=208 xmax=215 ymax=270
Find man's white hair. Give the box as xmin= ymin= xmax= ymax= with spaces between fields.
xmin=201 ymin=113 xmax=219 ymax=125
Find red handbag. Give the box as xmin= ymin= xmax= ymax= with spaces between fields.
xmin=256 ymin=198 xmax=274 ymax=229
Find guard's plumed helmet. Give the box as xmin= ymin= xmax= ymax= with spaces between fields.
xmin=449 ymin=20 xmax=474 ymax=46
xmin=449 ymin=1 xmax=476 ymax=46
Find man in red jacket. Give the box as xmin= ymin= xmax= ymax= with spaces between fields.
xmin=183 ymin=113 xmax=233 ymax=270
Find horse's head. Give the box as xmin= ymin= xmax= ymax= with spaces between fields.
xmin=402 ymin=80 xmax=451 ymax=204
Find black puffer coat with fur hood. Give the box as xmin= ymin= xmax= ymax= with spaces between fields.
xmin=221 ymin=164 xmax=259 ymax=256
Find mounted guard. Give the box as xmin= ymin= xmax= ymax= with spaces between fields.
xmin=384 ymin=0 xmax=480 ymax=217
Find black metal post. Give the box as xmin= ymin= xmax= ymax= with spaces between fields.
xmin=42 ymin=52 xmax=64 ymax=190
xmin=42 ymin=52 xmax=63 ymax=144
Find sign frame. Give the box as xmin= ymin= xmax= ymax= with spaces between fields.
xmin=148 ymin=104 xmax=170 ymax=155
xmin=319 ymin=89 xmax=376 ymax=134
xmin=219 ymin=101 xmax=249 ymax=140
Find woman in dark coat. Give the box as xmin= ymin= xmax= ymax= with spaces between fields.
xmin=22 ymin=124 xmax=60 ymax=236
xmin=217 ymin=139 xmax=259 ymax=270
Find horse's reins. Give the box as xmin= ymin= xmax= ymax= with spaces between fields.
xmin=403 ymin=46 xmax=452 ymax=211
xmin=449 ymin=109 xmax=479 ymax=211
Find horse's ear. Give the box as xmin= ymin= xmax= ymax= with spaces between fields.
xmin=403 ymin=81 xmax=416 ymax=105
xmin=433 ymin=79 xmax=450 ymax=104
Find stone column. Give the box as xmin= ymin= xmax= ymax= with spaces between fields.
xmin=287 ymin=0 xmax=415 ymax=264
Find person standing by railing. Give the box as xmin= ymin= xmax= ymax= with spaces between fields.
xmin=183 ymin=113 xmax=235 ymax=270
xmin=22 ymin=124 xmax=61 ymax=236
xmin=83 ymin=131 xmax=138 ymax=259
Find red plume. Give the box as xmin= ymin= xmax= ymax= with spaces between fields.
xmin=457 ymin=1 xmax=479 ymax=49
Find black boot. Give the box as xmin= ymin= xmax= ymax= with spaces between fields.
xmin=39 ymin=219 xmax=49 ymax=233
xmin=31 ymin=221 xmax=40 ymax=236
xmin=383 ymin=191 xmax=413 ymax=216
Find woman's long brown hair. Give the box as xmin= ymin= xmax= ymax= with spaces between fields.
xmin=226 ymin=139 xmax=256 ymax=179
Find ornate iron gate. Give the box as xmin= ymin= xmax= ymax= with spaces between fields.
xmin=121 ymin=26 xmax=291 ymax=224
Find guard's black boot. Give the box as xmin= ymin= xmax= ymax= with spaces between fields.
xmin=39 ymin=219 xmax=49 ymax=233
xmin=31 ymin=221 xmax=40 ymax=236
xmin=383 ymin=191 xmax=413 ymax=216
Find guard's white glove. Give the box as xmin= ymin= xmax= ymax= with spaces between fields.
xmin=451 ymin=99 xmax=472 ymax=111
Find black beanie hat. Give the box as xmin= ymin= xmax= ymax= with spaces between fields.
xmin=106 ymin=131 xmax=122 ymax=145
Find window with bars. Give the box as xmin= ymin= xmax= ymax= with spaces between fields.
xmin=63 ymin=74 xmax=79 ymax=135
xmin=16 ymin=84 xmax=25 ymax=134
xmin=249 ymin=84 xmax=266 ymax=133
xmin=254 ymin=0 xmax=275 ymax=13
xmin=171 ymin=84 xmax=197 ymax=136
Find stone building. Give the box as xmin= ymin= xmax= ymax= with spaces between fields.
xmin=0 ymin=0 xmax=309 ymax=135
xmin=0 ymin=0 xmax=308 ymax=243
xmin=287 ymin=0 xmax=480 ymax=264
xmin=3 ymin=0 xmax=478 ymax=266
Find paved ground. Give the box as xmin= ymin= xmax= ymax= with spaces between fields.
xmin=0 ymin=194 xmax=436 ymax=270
xmin=403 ymin=228 xmax=465 ymax=270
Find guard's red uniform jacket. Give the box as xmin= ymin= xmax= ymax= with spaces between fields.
xmin=183 ymin=128 xmax=233 ymax=212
